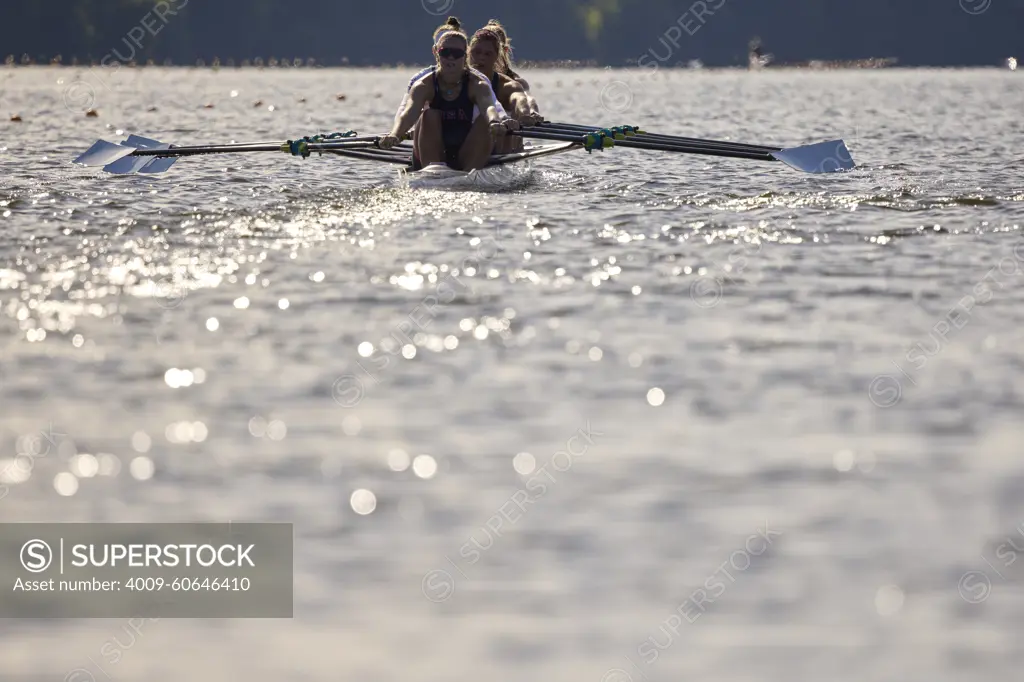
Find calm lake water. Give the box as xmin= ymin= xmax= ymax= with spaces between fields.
xmin=1 ymin=65 xmax=1023 ymax=681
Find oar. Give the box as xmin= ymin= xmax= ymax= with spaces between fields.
xmin=539 ymin=121 xmax=782 ymax=152
xmin=513 ymin=129 xmax=855 ymax=173
xmin=514 ymin=129 xmax=775 ymax=161
xmin=73 ymin=135 xmax=389 ymax=174
xmin=322 ymin=148 xmax=413 ymax=165
xmin=76 ymin=137 xmax=381 ymax=164
xmin=130 ymin=139 xmax=379 ymax=157
xmin=536 ymin=121 xmax=783 ymax=154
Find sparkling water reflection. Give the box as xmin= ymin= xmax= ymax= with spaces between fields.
xmin=1 ymin=66 xmax=1023 ymax=681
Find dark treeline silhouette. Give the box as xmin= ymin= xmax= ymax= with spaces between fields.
xmin=2 ymin=0 xmax=1021 ymax=67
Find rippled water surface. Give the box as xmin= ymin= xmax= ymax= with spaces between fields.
xmin=2 ymin=66 xmax=1024 ymax=681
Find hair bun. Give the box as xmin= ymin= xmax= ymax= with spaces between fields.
xmin=446 ymin=17 xmax=461 ymax=28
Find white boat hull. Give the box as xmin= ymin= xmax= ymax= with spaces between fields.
xmin=398 ymin=161 xmax=533 ymax=190
xmin=396 ymin=141 xmax=578 ymax=190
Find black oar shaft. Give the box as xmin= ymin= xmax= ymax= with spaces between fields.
xmin=544 ymin=125 xmax=779 ymax=153
xmin=538 ymin=122 xmax=782 ymax=153
xmin=323 ymin=149 xmax=412 ymax=165
xmin=124 ymin=139 xmax=380 ymax=158
xmin=514 ymin=130 xmax=776 ymax=162
xmin=128 ymin=144 xmax=283 ymax=157
xmin=602 ymin=138 xmax=774 ymax=161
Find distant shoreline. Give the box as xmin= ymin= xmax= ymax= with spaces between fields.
xmin=2 ymin=62 xmax=1017 ymax=71
xmin=2 ymin=55 xmax=1018 ymax=70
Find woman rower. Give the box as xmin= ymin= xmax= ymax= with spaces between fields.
xmin=467 ymin=23 xmax=543 ymax=153
xmin=393 ymin=19 xmax=534 ymax=140
xmin=380 ymin=21 xmax=516 ymax=171
xmin=392 ymin=17 xmax=511 ymax=132
xmin=474 ymin=20 xmax=543 ymax=123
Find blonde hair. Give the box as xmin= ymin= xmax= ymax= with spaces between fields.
xmin=432 ymin=16 xmax=467 ymax=46
xmin=431 ymin=16 xmax=469 ymax=72
xmin=483 ymin=19 xmax=519 ymax=79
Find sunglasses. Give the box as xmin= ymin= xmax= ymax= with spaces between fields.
xmin=437 ymin=47 xmax=466 ymax=60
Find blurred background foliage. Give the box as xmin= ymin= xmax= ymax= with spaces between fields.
xmin=2 ymin=0 xmax=1021 ymax=67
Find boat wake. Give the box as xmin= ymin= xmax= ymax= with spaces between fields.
xmin=394 ymin=161 xmax=537 ymax=192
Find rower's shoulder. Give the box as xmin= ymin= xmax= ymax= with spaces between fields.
xmin=466 ymin=68 xmax=496 ymax=93
xmin=466 ymin=67 xmax=491 ymax=85
xmin=498 ymin=74 xmax=525 ymax=93
xmin=408 ymin=67 xmax=434 ymax=88
xmin=408 ymin=70 xmax=435 ymax=95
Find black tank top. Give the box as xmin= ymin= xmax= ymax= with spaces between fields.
xmin=431 ymin=70 xmax=474 ymax=147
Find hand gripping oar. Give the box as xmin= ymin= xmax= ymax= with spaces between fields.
xmin=514 ymin=127 xmax=855 ymax=174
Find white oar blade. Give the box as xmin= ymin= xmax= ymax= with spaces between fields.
xmin=123 ymin=135 xmax=164 ymax=148
xmin=771 ymin=139 xmax=855 ymax=174
xmin=73 ymin=140 xmax=137 ymax=167
xmin=137 ymin=156 xmax=178 ymax=174
xmin=103 ymin=155 xmax=155 ymax=174
xmin=103 ymin=142 xmax=170 ymax=174
xmin=121 ymin=136 xmax=177 ymax=173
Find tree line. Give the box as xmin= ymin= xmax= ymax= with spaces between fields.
xmin=1 ymin=0 xmax=1019 ymax=67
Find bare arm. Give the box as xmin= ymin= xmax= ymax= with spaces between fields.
xmin=389 ymin=78 xmax=432 ymax=139
xmin=514 ymin=76 xmax=542 ymax=116
xmin=506 ymin=87 xmax=531 ymax=120
xmin=503 ymin=79 xmax=542 ymax=123
xmin=392 ymin=69 xmax=432 ymax=129
xmin=468 ymin=74 xmax=504 ymax=125
xmin=524 ymin=91 xmax=542 ymax=118
xmin=392 ymin=92 xmax=412 ymax=129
